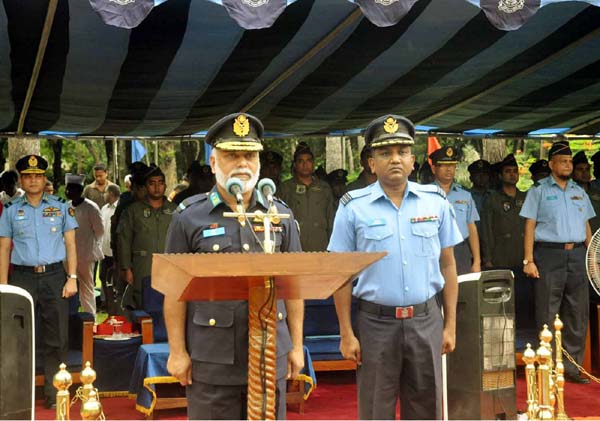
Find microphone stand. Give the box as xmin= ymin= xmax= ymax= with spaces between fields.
xmin=222 ymin=192 xmax=290 ymax=420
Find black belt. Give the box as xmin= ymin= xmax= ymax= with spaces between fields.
xmin=535 ymin=242 xmax=584 ymax=250
xmin=358 ymin=295 xmax=438 ymax=319
xmin=12 ymin=262 xmax=63 ymax=273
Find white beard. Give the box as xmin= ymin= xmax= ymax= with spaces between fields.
xmin=214 ymin=159 xmax=260 ymax=194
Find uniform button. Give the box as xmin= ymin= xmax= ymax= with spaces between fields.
xmin=209 ymin=318 xmax=216 ymax=326
xmin=401 ymin=236 xmax=405 ymax=240
xmin=50 ymin=218 xmax=55 ymax=222
xmin=243 ymin=243 xmax=250 ymax=251
xmin=403 ymin=261 xmax=407 ymax=265
xmin=212 ymin=244 xmax=220 ymax=251
xmin=404 ymin=287 xmax=409 ymax=292
xmin=278 ymin=312 xmax=283 ymax=321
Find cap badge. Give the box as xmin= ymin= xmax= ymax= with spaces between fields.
xmin=28 ymin=155 xmax=38 ymax=167
xmin=446 ymin=148 xmax=454 ymax=157
xmin=383 ymin=117 xmax=398 ymax=134
xmin=233 ymin=115 xmax=250 ymax=137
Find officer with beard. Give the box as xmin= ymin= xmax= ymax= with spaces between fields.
xmin=163 ymin=113 xmax=304 ymax=419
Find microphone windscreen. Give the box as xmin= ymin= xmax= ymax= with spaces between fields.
xmin=258 ymin=178 xmax=276 ymax=195
xmin=226 ymin=177 xmax=243 ymax=196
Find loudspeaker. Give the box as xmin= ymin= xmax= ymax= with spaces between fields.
xmin=0 ymin=285 xmax=34 ymax=420
xmin=447 ymin=270 xmax=517 ymax=420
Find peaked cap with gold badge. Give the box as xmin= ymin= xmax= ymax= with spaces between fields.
xmin=364 ymin=114 xmax=415 ymax=148
xmin=16 ymin=154 xmax=48 ymax=174
xmin=205 ymin=112 xmax=264 ymax=152
xmin=429 ymin=146 xmax=459 ymax=165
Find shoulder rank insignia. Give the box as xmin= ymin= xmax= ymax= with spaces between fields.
xmin=416 ymin=184 xmax=447 ymax=199
xmin=340 ymin=189 xmax=370 ymax=206
xmin=177 ymin=193 xmax=208 ymax=213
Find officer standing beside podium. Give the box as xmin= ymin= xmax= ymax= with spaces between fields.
xmin=328 ymin=115 xmax=462 ymax=420
xmin=163 ymin=113 xmax=304 ymax=420
xmin=0 ymin=155 xmax=79 ymax=409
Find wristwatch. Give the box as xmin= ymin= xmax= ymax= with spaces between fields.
xmin=68 ymin=274 xmax=78 ymax=280
xmin=522 ymin=259 xmax=533 ymax=266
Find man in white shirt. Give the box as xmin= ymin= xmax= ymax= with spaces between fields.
xmin=99 ymin=184 xmax=120 ymax=312
xmin=0 ymin=170 xmax=25 ymax=204
xmin=65 ymin=174 xmax=104 ymax=317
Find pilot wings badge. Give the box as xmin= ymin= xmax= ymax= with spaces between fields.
xmin=498 ymin=0 xmax=525 ymax=13
xmin=375 ymin=0 xmax=399 ymax=5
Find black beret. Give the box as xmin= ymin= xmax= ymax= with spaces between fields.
xmin=364 ymin=114 xmax=415 ymax=148
xmin=294 ymin=142 xmax=314 ymax=160
xmin=467 ymin=159 xmax=491 ymax=174
xmin=548 ymin=140 xmax=571 ymax=160
xmin=260 ymin=150 xmax=283 ymax=166
xmin=16 ymin=155 xmax=48 ymax=174
xmin=529 ymin=159 xmax=550 ymax=176
xmin=327 ymin=169 xmax=348 ymax=184
xmin=205 ymin=113 xmax=263 ymax=151
xmin=145 ymin=164 xmax=165 ymax=180
xmin=572 ymin=151 xmax=589 ymax=167
xmin=429 ymin=146 xmax=458 ymax=165
xmin=498 ymin=154 xmax=518 ymax=169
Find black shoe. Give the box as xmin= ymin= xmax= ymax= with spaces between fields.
xmin=44 ymin=398 xmax=56 ymax=409
xmin=565 ymin=373 xmax=590 ymax=384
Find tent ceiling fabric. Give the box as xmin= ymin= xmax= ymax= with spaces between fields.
xmin=2 ymin=0 xmax=600 ymax=137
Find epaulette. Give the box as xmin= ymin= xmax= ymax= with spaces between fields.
xmin=4 ymin=200 xmax=14 ymax=209
xmin=340 ymin=188 xmax=370 ymax=206
xmin=177 ymin=193 xmax=208 ymax=213
xmin=417 ymin=184 xmax=447 ymax=199
xmin=54 ymin=196 xmax=66 ymax=203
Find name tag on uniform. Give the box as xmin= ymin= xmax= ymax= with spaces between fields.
xmin=454 ymin=200 xmax=468 ymax=205
xmin=203 ymin=227 xmax=225 ymax=238
xmin=367 ymin=218 xmax=386 ymax=227
xmin=570 ymin=196 xmax=583 ymax=201
xmin=546 ymin=195 xmax=558 ymax=201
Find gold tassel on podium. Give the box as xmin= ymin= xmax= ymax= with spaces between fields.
xmin=521 ymin=315 xmax=570 ymax=421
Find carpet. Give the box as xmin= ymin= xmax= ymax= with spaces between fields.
xmin=33 ymin=371 xmax=599 ymax=420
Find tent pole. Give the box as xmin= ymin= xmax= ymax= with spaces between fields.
xmin=17 ymin=0 xmax=59 ymax=134
xmin=417 ymin=26 xmax=600 ymax=126
xmin=240 ymin=8 xmax=363 ymax=113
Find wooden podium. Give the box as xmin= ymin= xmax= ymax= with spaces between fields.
xmin=152 ymin=251 xmax=384 ymax=420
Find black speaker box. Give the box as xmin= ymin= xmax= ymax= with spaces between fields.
xmin=0 ymin=285 xmax=34 ymax=420
xmin=447 ymin=270 xmax=517 ymax=420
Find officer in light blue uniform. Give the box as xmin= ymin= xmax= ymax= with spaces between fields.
xmin=430 ymin=146 xmax=481 ymax=275
xmin=0 ymin=155 xmax=79 ymax=408
xmin=328 ymin=114 xmax=462 ymax=420
xmin=520 ymin=140 xmax=594 ymax=384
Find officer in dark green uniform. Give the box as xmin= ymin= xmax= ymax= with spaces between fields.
xmin=260 ymin=150 xmax=284 ymax=193
xmin=480 ymin=154 xmax=532 ymax=330
xmin=529 ymin=159 xmax=550 ymax=184
xmin=117 ymin=165 xmax=177 ymax=308
xmin=571 ymin=151 xmax=600 ymax=235
xmin=280 ymin=143 xmax=335 ymax=251
xmin=327 ymin=168 xmax=348 ymax=210
xmin=347 ymin=145 xmax=377 ymax=190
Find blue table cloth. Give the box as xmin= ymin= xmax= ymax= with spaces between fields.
xmin=129 ymin=343 xmax=316 ymax=415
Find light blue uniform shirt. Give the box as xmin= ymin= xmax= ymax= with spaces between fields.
xmin=438 ymin=182 xmax=480 ymax=241
xmin=520 ymin=175 xmax=595 ymax=243
xmin=0 ymin=194 xmax=78 ymax=265
xmin=327 ymin=181 xmax=462 ymax=307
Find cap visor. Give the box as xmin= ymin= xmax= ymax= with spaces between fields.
xmin=19 ymin=169 xmax=45 ymax=174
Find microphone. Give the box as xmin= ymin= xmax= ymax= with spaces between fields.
xmin=258 ymin=178 xmax=280 ymax=224
xmin=226 ymin=177 xmax=244 ymax=204
xmin=258 ymin=178 xmax=276 ymax=202
xmin=225 ymin=177 xmax=246 ymax=226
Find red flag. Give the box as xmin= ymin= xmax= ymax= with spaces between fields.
xmin=427 ymin=136 xmax=441 ymax=166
